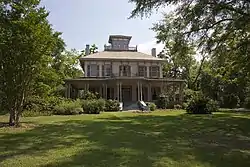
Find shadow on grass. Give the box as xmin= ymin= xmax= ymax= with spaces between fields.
xmin=0 ymin=113 xmax=250 ymax=167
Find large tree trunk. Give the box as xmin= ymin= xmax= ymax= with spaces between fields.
xmin=9 ymin=109 xmax=15 ymax=126
xmin=8 ymin=89 xmax=25 ymax=127
xmin=192 ymin=56 xmax=206 ymax=90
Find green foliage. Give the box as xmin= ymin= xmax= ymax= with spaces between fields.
xmin=82 ymin=99 xmax=106 ymax=114
xmin=80 ymin=91 xmax=99 ymax=100
xmin=244 ymin=97 xmax=250 ymax=109
xmin=156 ymin=96 xmax=169 ymax=109
xmin=186 ymin=94 xmax=218 ymax=114
xmin=220 ymin=94 xmax=240 ymax=109
xmin=183 ymin=89 xmax=200 ymax=102
xmin=53 ymin=99 xmax=83 ymax=115
xmin=0 ymin=0 xmax=69 ymax=125
xmin=129 ymin=0 xmax=250 ymax=110
xmin=105 ymin=100 xmax=120 ymax=112
xmin=22 ymin=110 xmax=52 ymax=117
xmin=23 ymin=96 xmax=83 ymax=116
xmin=156 ymin=95 xmax=177 ymax=109
xmin=23 ymin=96 xmax=60 ymax=114
xmin=148 ymin=102 xmax=157 ymax=111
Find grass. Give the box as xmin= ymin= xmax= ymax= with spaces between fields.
xmin=0 ymin=110 xmax=250 ymax=167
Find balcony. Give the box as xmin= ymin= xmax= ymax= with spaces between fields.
xmin=104 ymin=45 xmax=137 ymax=52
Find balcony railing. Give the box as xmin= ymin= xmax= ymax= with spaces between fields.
xmin=104 ymin=45 xmax=137 ymax=51
xmin=106 ymin=73 xmax=160 ymax=78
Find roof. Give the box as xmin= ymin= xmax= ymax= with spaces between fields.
xmin=80 ymin=51 xmax=166 ymax=61
xmin=108 ymin=35 xmax=132 ymax=43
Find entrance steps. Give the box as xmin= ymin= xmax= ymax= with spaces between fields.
xmin=123 ymin=101 xmax=139 ymax=111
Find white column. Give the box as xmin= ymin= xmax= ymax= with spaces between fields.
xmin=102 ymin=84 xmax=104 ymax=98
xmin=148 ymin=83 xmax=151 ymax=101
xmin=140 ymin=83 xmax=143 ymax=101
xmin=137 ymin=82 xmax=140 ymax=101
xmin=159 ymin=65 xmax=163 ymax=78
xmin=105 ymin=84 xmax=107 ymax=99
xmin=180 ymin=82 xmax=184 ymax=103
xmin=160 ymin=81 xmax=163 ymax=95
xmin=147 ymin=66 xmax=150 ymax=78
xmin=119 ymin=82 xmax=122 ymax=102
xmin=117 ymin=82 xmax=119 ymax=101
xmin=84 ymin=63 xmax=88 ymax=77
xmin=99 ymin=86 xmax=102 ymax=97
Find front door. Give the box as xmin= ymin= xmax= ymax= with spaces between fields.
xmin=122 ymin=86 xmax=132 ymax=102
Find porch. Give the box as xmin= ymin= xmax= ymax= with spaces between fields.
xmin=65 ymin=78 xmax=184 ymax=104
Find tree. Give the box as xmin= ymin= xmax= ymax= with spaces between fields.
xmin=129 ymin=0 xmax=250 ymax=78
xmin=152 ymin=14 xmax=198 ymax=89
xmin=81 ymin=44 xmax=99 ymax=56
xmin=0 ymin=0 xmax=63 ymax=126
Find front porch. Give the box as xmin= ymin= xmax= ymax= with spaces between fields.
xmin=65 ymin=78 xmax=184 ymax=104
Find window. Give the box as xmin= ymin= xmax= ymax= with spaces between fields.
xmin=138 ymin=66 xmax=147 ymax=77
xmin=87 ymin=64 xmax=99 ymax=77
xmin=150 ymin=66 xmax=160 ymax=78
xmin=119 ymin=65 xmax=131 ymax=76
xmin=102 ymin=64 xmax=112 ymax=77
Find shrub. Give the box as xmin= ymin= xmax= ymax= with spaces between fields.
xmin=156 ymin=95 xmax=169 ymax=109
xmin=186 ymin=94 xmax=218 ymax=114
xmin=182 ymin=103 xmax=188 ymax=109
xmin=206 ymin=99 xmax=219 ymax=112
xmin=82 ymin=99 xmax=105 ymax=114
xmin=80 ymin=91 xmax=99 ymax=100
xmin=220 ymin=94 xmax=240 ymax=108
xmin=53 ymin=99 xmax=82 ymax=115
xmin=156 ymin=95 xmax=177 ymax=109
xmin=148 ymin=103 xmax=156 ymax=111
xmin=105 ymin=99 xmax=120 ymax=111
xmin=244 ymin=97 xmax=250 ymax=109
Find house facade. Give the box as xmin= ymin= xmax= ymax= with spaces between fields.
xmin=65 ymin=35 xmax=184 ymax=105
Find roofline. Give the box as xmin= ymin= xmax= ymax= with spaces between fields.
xmin=79 ymin=57 xmax=167 ymax=62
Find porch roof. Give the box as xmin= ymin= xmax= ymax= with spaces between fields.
xmin=65 ymin=77 xmax=185 ymax=83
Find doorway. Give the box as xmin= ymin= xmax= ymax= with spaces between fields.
xmin=122 ymin=86 xmax=132 ymax=102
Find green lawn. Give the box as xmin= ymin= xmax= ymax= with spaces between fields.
xmin=0 ymin=111 xmax=250 ymax=167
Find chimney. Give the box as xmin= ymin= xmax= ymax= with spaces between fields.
xmin=151 ymin=48 xmax=156 ymax=57
xmin=85 ymin=44 xmax=90 ymax=55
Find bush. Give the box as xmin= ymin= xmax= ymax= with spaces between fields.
xmin=80 ymin=91 xmax=100 ymax=100
xmin=148 ymin=102 xmax=156 ymax=111
xmin=53 ymin=99 xmax=82 ymax=115
xmin=186 ymin=94 xmax=218 ymax=114
xmin=244 ymin=97 xmax=250 ymax=109
xmin=220 ymin=94 xmax=240 ymax=108
xmin=105 ymin=99 xmax=120 ymax=111
xmin=156 ymin=95 xmax=169 ymax=109
xmin=82 ymin=99 xmax=105 ymax=114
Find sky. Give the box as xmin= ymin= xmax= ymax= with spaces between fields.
xmin=40 ymin=0 xmax=167 ymax=55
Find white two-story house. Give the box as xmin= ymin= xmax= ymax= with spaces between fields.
xmin=65 ymin=35 xmax=184 ymax=105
